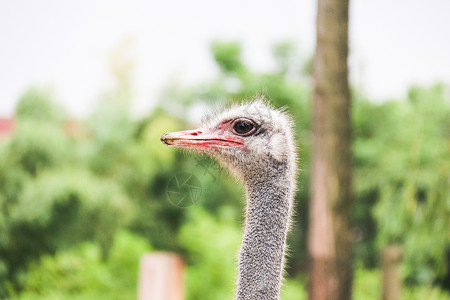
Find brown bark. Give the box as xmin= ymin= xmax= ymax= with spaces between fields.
xmin=308 ymin=0 xmax=353 ymax=299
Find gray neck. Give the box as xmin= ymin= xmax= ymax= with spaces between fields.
xmin=235 ymin=161 xmax=295 ymax=300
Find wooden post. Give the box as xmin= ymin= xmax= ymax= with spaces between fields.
xmin=381 ymin=245 xmax=403 ymax=300
xmin=138 ymin=252 xmax=184 ymax=300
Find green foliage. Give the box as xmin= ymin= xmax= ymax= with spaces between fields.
xmin=179 ymin=206 xmax=241 ymax=300
xmin=353 ymin=85 xmax=450 ymax=283
xmin=1 ymin=168 xmax=131 ymax=295
xmin=211 ymin=41 xmax=244 ymax=74
xmin=352 ymin=268 xmax=450 ymax=300
xmin=87 ymin=99 xmax=135 ymax=175
xmin=9 ymin=121 xmax=69 ymax=175
xmin=11 ymin=230 xmax=151 ymax=300
xmin=352 ymin=267 xmax=381 ymax=300
xmin=11 ymin=168 xmax=130 ymax=253
xmin=15 ymin=87 xmax=64 ymax=124
xmin=401 ymin=285 xmax=450 ymax=300
xmin=281 ymin=277 xmax=307 ymax=300
xmin=284 ymin=268 xmax=450 ymax=300
xmin=0 ymin=143 xmax=29 ymax=209
xmin=0 ymin=91 xmax=136 ymax=297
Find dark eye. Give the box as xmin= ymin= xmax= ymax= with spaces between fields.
xmin=232 ymin=119 xmax=256 ymax=136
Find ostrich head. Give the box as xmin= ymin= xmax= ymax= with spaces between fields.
xmin=161 ymin=98 xmax=298 ymax=299
xmin=160 ymin=99 xmax=296 ymax=181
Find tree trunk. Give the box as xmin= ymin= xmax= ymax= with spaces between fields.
xmin=308 ymin=0 xmax=353 ymax=299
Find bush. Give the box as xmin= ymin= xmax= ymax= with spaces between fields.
xmin=10 ymin=230 xmax=151 ymax=300
xmin=9 ymin=122 xmax=69 ymax=175
xmin=179 ymin=206 xmax=241 ymax=300
xmin=352 ymin=267 xmax=450 ymax=300
xmin=281 ymin=277 xmax=307 ymax=300
xmin=1 ymin=168 xmax=131 ymax=294
xmin=15 ymin=87 xmax=65 ymax=125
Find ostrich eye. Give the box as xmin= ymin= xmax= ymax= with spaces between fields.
xmin=232 ymin=119 xmax=256 ymax=136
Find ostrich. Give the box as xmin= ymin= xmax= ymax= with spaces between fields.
xmin=160 ymin=99 xmax=297 ymax=300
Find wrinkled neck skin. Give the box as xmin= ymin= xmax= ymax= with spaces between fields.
xmin=235 ymin=159 xmax=296 ymax=300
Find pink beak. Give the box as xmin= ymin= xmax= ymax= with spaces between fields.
xmin=160 ymin=128 xmax=244 ymax=150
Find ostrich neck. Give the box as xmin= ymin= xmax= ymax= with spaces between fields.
xmin=236 ymin=162 xmax=295 ymax=300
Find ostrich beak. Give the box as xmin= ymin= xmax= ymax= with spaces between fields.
xmin=160 ymin=129 xmax=244 ymax=150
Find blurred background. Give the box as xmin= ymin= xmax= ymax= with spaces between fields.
xmin=0 ymin=0 xmax=449 ymax=299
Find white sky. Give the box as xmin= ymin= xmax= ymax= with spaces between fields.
xmin=0 ymin=0 xmax=449 ymax=117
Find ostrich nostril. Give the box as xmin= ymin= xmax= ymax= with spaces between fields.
xmin=190 ymin=131 xmax=202 ymax=136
